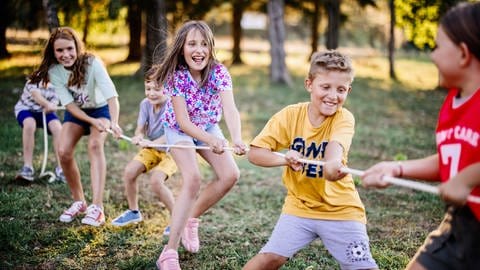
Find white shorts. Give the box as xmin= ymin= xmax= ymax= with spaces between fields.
xmin=260 ymin=214 xmax=378 ymax=270
xmin=165 ymin=124 xmax=225 ymax=147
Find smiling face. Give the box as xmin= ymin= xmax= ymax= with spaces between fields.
xmin=305 ymin=70 xmax=351 ymax=118
xmin=183 ymin=28 xmax=210 ymax=79
xmin=144 ymin=80 xmax=167 ymax=106
xmin=53 ymin=38 xmax=77 ymax=68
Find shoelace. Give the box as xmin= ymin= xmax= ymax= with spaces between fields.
xmin=86 ymin=206 xmax=101 ymax=220
xmin=66 ymin=202 xmax=84 ymax=215
xmin=119 ymin=211 xmax=131 ymax=221
xmin=186 ymin=222 xmax=198 ymax=240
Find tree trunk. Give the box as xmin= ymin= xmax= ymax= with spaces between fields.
xmin=268 ymin=0 xmax=292 ymax=86
xmin=231 ymin=0 xmax=244 ymax=65
xmin=139 ymin=0 xmax=167 ymax=75
xmin=325 ymin=0 xmax=340 ymax=50
xmin=42 ymin=0 xmax=60 ymax=32
xmin=310 ymin=0 xmax=321 ymax=57
xmin=126 ymin=0 xmax=142 ymax=61
xmin=82 ymin=1 xmax=91 ymax=45
xmin=0 ymin=22 xmax=9 ymax=59
xmin=389 ymin=0 xmax=397 ymax=80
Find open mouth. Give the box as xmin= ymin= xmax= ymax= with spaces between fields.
xmin=192 ymin=55 xmax=204 ymax=65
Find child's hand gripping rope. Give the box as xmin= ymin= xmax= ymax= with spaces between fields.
xmin=107 ymin=129 xmax=248 ymax=155
xmin=273 ymin=152 xmax=480 ymax=204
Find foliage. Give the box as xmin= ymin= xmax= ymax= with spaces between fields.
xmin=395 ymin=0 xmax=464 ymax=50
xmin=0 ymin=31 xmax=446 ymax=269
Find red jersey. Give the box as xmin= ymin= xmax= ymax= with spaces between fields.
xmin=436 ymin=88 xmax=480 ymax=220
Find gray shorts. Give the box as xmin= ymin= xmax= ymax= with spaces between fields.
xmin=261 ymin=214 xmax=378 ymax=270
xmin=165 ymin=124 xmax=225 ymax=146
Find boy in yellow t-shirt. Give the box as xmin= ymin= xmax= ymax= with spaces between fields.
xmin=243 ymin=50 xmax=378 ymax=270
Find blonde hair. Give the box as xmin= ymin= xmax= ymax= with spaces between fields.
xmin=308 ymin=50 xmax=354 ymax=83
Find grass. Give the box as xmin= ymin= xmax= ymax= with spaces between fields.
xmin=0 ymin=32 xmax=446 ymax=269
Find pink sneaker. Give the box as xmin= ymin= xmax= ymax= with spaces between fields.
xmin=81 ymin=204 xmax=105 ymax=226
xmin=59 ymin=201 xmax=87 ymax=223
xmin=156 ymin=246 xmax=180 ymax=270
xmin=181 ymin=218 xmax=200 ymax=253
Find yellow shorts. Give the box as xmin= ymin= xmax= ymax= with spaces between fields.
xmin=133 ymin=148 xmax=177 ymax=178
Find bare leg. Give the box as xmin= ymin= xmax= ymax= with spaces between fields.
xmin=48 ymin=119 xmax=63 ymax=168
xmin=190 ymin=149 xmax=240 ymax=217
xmin=165 ymin=147 xmax=201 ymax=250
xmin=405 ymin=258 xmax=427 ymax=270
xmin=150 ymin=170 xmax=175 ymax=215
xmin=58 ymin=122 xmax=84 ymax=201
xmin=122 ymin=160 xmax=145 ymax=210
xmin=243 ymin=253 xmax=287 ymax=270
xmin=87 ymin=121 xmax=109 ymax=207
xmin=22 ymin=118 xmax=36 ymax=168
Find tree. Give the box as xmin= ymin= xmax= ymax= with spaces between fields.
xmin=310 ymin=0 xmax=321 ymax=56
xmin=268 ymin=0 xmax=292 ymax=86
xmin=0 ymin=0 xmax=15 ymax=59
xmin=325 ymin=0 xmax=340 ymax=49
xmin=82 ymin=0 xmax=91 ymax=44
xmin=395 ymin=0 xmax=461 ymax=49
xmin=231 ymin=0 xmax=246 ymax=65
xmin=126 ymin=0 xmax=142 ymax=61
xmin=389 ymin=0 xmax=397 ymax=80
xmin=139 ymin=0 xmax=167 ymax=75
xmin=42 ymin=0 xmax=60 ymax=31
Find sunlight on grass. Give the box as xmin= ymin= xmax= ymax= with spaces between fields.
xmin=0 ymin=53 xmax=41 ymax=73
xmin=108 ymin=62 xmax=140 ymax=76
xmin=396 ymin=58 xmax=438 ymax=90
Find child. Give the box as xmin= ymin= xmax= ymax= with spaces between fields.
xmin=14 ymin=77 xmax=64 ymax=182
xmin=361 ymin=2 xmax=480 ymax=269
xmin=153 ymin=20 xmax=247 ymax=269
xmin=243 ymin=50 xmax=378 ymax=270
xmin=33 ymin=27 xmax=122 ymax=227
xmin=112 ymin=69 xmax=177 ymax=234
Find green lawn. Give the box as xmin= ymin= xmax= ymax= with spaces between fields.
xmin=0 ymin=33 xmax=446 ymax=269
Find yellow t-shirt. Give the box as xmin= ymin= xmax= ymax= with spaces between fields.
xmin=251 ymin=102 xmax=366 ymax=224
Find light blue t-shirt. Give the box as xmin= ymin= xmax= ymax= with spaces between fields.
xmin=48 ymin=56 xmax=118 ymax=108
xmin=137 ymin=98 xmax=166 ymax=151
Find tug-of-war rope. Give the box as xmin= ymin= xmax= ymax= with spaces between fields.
xmin=107 ymin=129 xmax=480 ymax=204
xmin=40 ymin=111 xmax=57 ymax=183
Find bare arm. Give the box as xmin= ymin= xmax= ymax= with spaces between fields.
xmin=131 ymin=124 xmax=145 ymax=145
xmin=30 ymin=90 xmax=57 ymax=113
xmin=107 ymin=96 xmax=122 ymax=137
xmin=323 ymin=141 xmax=348 ymax=181
xmin=439 ymin=162 xmax=480 ymax=205
xmin=361 ymin=154 xmax=440 ymax=188
xmin=220 ymin=90 xmax=247 ymax=155
xmin=247 ymin=146 xmax=289 ymax=168
xmin=172 ymin=95 xmax=225 ymax=153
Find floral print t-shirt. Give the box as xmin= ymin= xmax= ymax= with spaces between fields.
xmin=161 ymin=63 xmax=232 ymax=132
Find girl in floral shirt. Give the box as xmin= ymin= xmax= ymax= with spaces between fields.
xmin=153 ymin=20 xmax=247 ymax=270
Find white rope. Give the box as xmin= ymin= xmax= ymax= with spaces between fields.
xmin=107 ymin=129 xmax=239 ymax=151
xmin=108 ymin=129 xmax=480 ymax=204
xmin=273 ymin=152 xmax=480 ymax=204
xmin=39 ymin=111 xmax=56 ymax=183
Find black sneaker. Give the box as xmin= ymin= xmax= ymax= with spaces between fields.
xmin=16 ymin=166 xmax=34 ymax=181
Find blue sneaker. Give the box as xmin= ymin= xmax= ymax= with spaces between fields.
xmin=163 ymin=225 xmax=170 ymax=236
xmin=16 ymin=165 xmax=34 ymax=182
xmin=111 ymin=210 xmax=143 ymax=227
